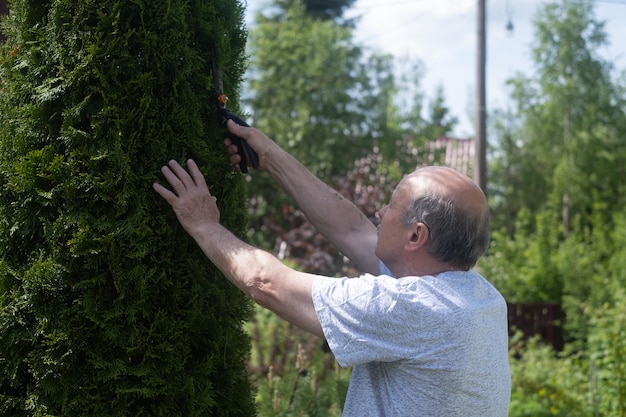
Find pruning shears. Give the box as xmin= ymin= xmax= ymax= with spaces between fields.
xmin=211 ymin=44 xmax=259 ymax=173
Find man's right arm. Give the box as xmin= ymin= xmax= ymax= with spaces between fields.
xmin=225 ymin=120 xmax=380 ymax=275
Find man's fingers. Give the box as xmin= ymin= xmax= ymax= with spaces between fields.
xmin=153 ymin=182 xmax=176 ymax=203
xmin=158 ymin=159 xmax=208 ymax=192
xmin=223 ymin=138 xmax=243 ymax=170
xmin=225 ymin=121 xmax=261 ymax=172
xmin=226 ymin=119 xmax=248 ymax=138
xmin=166 ymin=159 xmax=196 ymax=190
xmin=186 ymin=159 xmax=208 ymax=189
xmin=224 ymin=140 xmax=239 ymax=157
xmin=158 ymin=164 xmax=185 ymax=194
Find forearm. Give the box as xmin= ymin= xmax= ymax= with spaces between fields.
xmin=263 ymin=145 xmax=379 ymax=273
xmin=189 ymin=222 xmax=324 ymax=337
xmin=190 ymin=223 xmax=261 ymax=296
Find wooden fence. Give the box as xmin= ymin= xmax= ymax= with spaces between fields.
xmin=507 ymin=302 xmax=564 ymax=351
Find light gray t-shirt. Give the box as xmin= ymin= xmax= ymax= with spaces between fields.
xmin=311 ymin=268 xmax=511 ymax=417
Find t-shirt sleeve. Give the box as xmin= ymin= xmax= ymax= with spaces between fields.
xmin=311 ymin=274 xmax=429 ymax=367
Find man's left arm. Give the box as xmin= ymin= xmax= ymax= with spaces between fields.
xmin=153 ymin=159 xmax=324 ymax=338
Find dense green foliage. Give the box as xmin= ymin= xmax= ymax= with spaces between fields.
xmin=498 ymin=212 xmax=626 ymax=416
xmin=508 ymin=286 xmax=626 ymax=416
xmin=0 ymin=0 xmax=255 ymax=415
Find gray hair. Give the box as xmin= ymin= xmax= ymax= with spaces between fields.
xmin=401 ymin=192 xmax=490 ymax=270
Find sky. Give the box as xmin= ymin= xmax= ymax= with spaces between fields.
xmin=245 ymin=0 xmax=626 ymax=137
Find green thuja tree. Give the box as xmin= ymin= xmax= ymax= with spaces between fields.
xmin=0 ymin=0 xmax=255 ymax=415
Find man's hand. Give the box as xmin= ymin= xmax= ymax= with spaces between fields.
xmin=153 ymin=159 xmax=218 ymax=237
xmin=224 ymin=119 xmax=275 ymax=172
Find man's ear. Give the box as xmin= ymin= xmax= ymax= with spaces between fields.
xmin=406 ymin=222 xmax=429 ymax=251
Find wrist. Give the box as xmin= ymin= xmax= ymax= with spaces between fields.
xmin=187 ymin=220 xmax=222 ymax=242
xmin=264 ymin=144 xmax=294 ymax=178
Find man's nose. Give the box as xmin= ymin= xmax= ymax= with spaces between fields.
xmin=378 ymin=205 xmax=389 ymax=219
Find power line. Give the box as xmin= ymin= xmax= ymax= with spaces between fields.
xmin=350 ymin=1 xmax=475 ymax=45
xmin=355 ymin=7 xmax=436 ymax=44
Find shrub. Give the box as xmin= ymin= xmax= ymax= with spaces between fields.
xmin=0 ymin=0 xmax=255 ymax=415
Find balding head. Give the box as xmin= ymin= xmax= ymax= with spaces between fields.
xmin=398 ymin=166 xmax=490 ymax=270
xmin=405 ymin=166 xmax=488 ymax=215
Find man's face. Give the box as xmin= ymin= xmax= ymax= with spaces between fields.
xmin=374 ymin=180 xmax=413 ymax=267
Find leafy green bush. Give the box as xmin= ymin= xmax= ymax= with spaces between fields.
xmin=509 ymin=335 xmax=589 ymax=417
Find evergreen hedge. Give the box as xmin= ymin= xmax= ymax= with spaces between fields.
xmin=0 ymin=0 xmax=255 ymax=415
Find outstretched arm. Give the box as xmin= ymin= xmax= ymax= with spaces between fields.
xmin=225 ymin=121 xmax=380 ymax=275
xmin=153 ymin=159 xmax=324 ymax=337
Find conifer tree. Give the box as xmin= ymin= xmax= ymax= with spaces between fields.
xmin=0 ymin=1 xmax=255 ymax=416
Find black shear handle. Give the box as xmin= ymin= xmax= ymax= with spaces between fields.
xmin=218 ymin=108 xmax=259 ymax=173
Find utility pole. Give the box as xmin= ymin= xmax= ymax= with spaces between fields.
xmin=475 ymin=0 xmax=487 ymax=194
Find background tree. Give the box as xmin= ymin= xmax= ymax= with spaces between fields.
xmin=483 ymin=0 xmax=626 ymax=344
xmin=243 ymin=0 xmax=395 ymax=251
xmin=248 ymin=0 xmax=391 ymax=180
xmin=489 ymin=0 xmax=626 ymax=237
xmin=0 ymin=1 xmax=255 ymax=415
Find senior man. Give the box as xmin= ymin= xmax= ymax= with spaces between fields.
xmin=154 ymin=120 xmax=511 ymax=416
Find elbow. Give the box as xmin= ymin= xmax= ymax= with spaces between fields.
xmin=246 ymin=271 xmax=276 ymax=310
xmin=240 ymin=255 xmax=288 ymax=313
xmin=247 ymin=278 xmax=270 ymax=308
